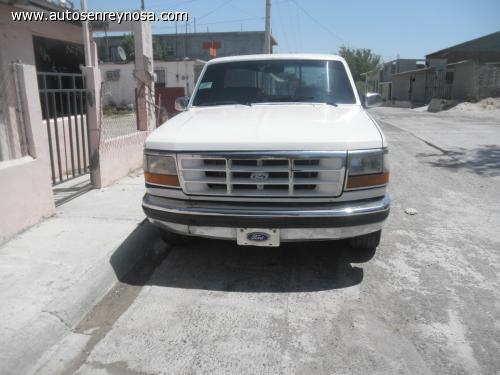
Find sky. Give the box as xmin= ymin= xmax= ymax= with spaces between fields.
xmin=87 ymin=0 xmax=500 ymax=61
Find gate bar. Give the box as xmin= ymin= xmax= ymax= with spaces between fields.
xmin=42 ymin=78 xmax=56 ymax=184
xmin=50 ymin=92 xmax=63 ymax=183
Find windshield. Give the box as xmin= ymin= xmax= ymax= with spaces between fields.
xmin=192 ymin=59 xmax=356 ymax=107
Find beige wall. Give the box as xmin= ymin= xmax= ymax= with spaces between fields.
xmin=0 ymin=65 xmax=55 ymax=244
xmin=0 ymin=4 xmax=84 ymax=160
xmin=477 ymin=62 xmax=500 ymax=99
xmin=97 ymin=131 xmax=149 ymax=187
xmin=451 ymin=61 xmax=476 ymax=100
xmin=391 ymin=74 xmax=410 ymax=103
xmin=392 ymin=71 xmax=428 ymax=105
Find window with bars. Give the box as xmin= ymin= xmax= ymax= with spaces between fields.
xmin=154 ymin=69 xmax=166 ymax=86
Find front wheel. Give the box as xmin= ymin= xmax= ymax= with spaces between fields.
xmin=348 ymin=230 xmax=381 ymax=250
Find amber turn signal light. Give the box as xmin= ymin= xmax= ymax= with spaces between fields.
xmin=144 ymin=172 xmax=180 ymax=187
xmin=346 ymin=172 xmax=389 ymax=189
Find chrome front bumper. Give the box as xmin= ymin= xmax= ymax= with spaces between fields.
xmin=142 ymin=193 xmax=390 ymax=241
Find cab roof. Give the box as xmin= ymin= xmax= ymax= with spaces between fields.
xmin=207 ymin=54 xmax=347 ymax=65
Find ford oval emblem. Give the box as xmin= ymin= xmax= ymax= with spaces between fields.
xmin=247 ymin=232 xmax=269 ymax=241
xmin=250 ymin=172 xmax=269 ymax=182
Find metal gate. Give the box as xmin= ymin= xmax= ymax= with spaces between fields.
xmin=425 ymin=70 xmax=452 ymax=101
xmin=38 ymin=72 xmax=90 ymax=185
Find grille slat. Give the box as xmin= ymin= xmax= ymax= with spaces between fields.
xmin=179 ymin=153 xmax=346 ymax=197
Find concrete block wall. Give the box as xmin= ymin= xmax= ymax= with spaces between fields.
xmin=451 ymin=61 xmax=476 ymax=101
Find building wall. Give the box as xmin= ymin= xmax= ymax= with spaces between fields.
xmin=477 ymin=62 xmax=500 ymax=99
xmin=101 ymin=60 xmax=204 ymax=106
xmin=101 ymin=63 xmax=136 ymax=106
xmin=426 ymin=31 xmax=500 ymax=64
xmin=0 ymin=65 xmax=55 ymax=244
xmin=410 ymin=71 xmax=428 ymax=103
xmin=379 ymin=82 xmax=392 ymax=101
xmin=97 ymin=32 xmax=274 ymax=62
xmin=451 ymin=61 xmax=476 ymax=100
xmin=391 ymin=70 xmax=428 ymax=105
xmin=391 ymin=74 xmax=410 ymax=103
xmin=449 ymin=61 xmax=500 ymax=100
xmin=381 ymin=59 xmax=423 ymax=82
xmin=99 ymin=60 xmax=203 ymax=106
xmin=0 ymin=4 xmax=84 ymax=243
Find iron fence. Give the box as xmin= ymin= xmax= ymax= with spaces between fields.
xmin=38 ymin=72 xmax=90 ymax=185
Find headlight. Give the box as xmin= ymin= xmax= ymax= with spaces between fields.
xmin=346 ymin=149 xmax=389 ymax=189
xmin=144 ymin=153 xmax=180 ymax=187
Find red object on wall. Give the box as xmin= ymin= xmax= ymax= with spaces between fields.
xmin=202 ymin=40 xmax=221 ymax=49
xmin=155 ymin=86 xmax=186 ymax=120
xmin=202 ymin=40 xmax=221 ymax=57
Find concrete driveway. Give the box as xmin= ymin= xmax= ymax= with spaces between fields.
xmin=37 ymin=107 xmax=500 ymax=375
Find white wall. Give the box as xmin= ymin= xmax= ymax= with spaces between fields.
xmin=100 ymin=60 xmax=204 ymax=106
xmin=101 ymin=63 xmax=136 ymax=106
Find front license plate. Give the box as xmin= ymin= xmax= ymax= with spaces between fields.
xmin=236 ymin=228 xmax=280 ymax=247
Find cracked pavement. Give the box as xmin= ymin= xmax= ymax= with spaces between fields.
xmin=4 ymin=107 xmax=500 ymax=374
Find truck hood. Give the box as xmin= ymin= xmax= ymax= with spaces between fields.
xmin=145 ymin=104 xmax=383 ymax=151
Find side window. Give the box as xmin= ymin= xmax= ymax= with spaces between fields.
xmin=329 ymin=62 xmax=355 ymax=103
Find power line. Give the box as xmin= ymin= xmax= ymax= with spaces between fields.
xmin=154 ymin=17 xmax=263 ymax=31
xmin=294 ymin=0 xmax=302 ymax=51
xmin=285 ymin=0 xmax=298 ymax=52
xmin=274 ymin=1 xmax=290 ymax=52
xmin=197 ymin=0 xmax=234 ymax=21
xmin=229 ymin=3 xmax=260 ymax=18
xmin=290 ymin=0 xmax=346 ymax=44
xmin=146 ymin=0 xmax=204 ymax=7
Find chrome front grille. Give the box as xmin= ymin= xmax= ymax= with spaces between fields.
xmin=177 ymin=152 xmax=346 ymax=197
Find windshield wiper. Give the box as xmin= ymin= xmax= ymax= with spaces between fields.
xmin=262 ymin=96 xmax=314 ymax=102
xmin=258 ymin=96 xmax=338 ymax=106
xmin=202 ymin=100 xmax=252 ymax=107
xmin=321 ymin=100 xmax=338 ymax=107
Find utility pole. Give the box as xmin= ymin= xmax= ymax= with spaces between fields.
xmin=184 ymin=19 xmax=188 ymax=58
xmin=175 ymin=21 xmax=178 ymax=59
xmin=80 ymin=0 xmax=92 ymax=66
xmin=263 ymin=0 xmax=271 ymax=54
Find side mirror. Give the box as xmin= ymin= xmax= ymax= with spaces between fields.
xmin=363 ymin=92 xmax=383 ymax=108
xmin=174 ymin=96 xmax=189 ymax=112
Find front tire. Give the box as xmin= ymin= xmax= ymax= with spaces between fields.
xmin=348 ymin=230 xmax=381 ymax=250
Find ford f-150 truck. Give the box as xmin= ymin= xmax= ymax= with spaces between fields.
xmin=142 ymin=54 xmax=389 ymax=249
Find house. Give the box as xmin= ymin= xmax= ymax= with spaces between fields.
xmin=426 ymin=31 xmax=500 ymax=64
xmin=364 ymin=31 xmax=500 ymax=106
xmin=95 ymin=31 xmax=278 ymax=62
xmin=0 ymin=0 xmax=86 ymax=242
xmin=0 ymin=1 xmax=157 ymax=243
xmin=362 ymin=59 xmax=425 ymax=102
xmin=101 ymin=59 xmax=206 ymax=118
xmin=426 ymin=31 xmax=500 ymax=101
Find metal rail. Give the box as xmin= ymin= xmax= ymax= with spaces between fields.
xmin=38 ymin=72 xmax=90 ymax=185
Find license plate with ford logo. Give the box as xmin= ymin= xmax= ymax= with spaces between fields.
xmin=236 ymin=228 xmax=280 ymax=247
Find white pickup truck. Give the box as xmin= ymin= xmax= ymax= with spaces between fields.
xmin=142 ymin=54 xmax=389 ymax=249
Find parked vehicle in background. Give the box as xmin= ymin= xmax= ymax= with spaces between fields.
xmin=142 ymin=54 xmax=389 ymax=249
